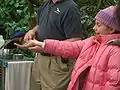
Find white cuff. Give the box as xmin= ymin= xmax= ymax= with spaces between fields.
xmin=41 ymin=42 xmax=45 ymax=48
xmin=38 ymin=42 xmax=45 ymax=48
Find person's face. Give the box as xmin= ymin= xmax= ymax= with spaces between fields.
xmin=93 ymin=20 xmax=115 ymax=35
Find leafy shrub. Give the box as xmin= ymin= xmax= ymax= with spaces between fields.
xmin=0 ymin=0 xmax=35 ymax=57
xmin=0 ymin=0 xmax=29 ymax=39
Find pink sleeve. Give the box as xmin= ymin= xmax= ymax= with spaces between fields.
xmin=43 ymin=39 xmax=84 ymax=59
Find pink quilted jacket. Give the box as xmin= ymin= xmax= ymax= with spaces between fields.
xmin=44 ymin=34 xmax=120 ymax=90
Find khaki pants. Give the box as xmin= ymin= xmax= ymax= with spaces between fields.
xmin=30 ymin=53 xmax=75 ymax=90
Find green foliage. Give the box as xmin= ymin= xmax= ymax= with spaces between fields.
xmin=0 ymin=0 xmax=29 ymax=39
xmin=0 ymin=0 xmax=36 ymax=57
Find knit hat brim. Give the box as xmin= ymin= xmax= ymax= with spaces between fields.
xmin=95 ymin=6 xmax=120 ymax=31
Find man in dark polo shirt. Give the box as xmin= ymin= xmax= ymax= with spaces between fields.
xmin=24 ymin=0 xmax=83 ymax=90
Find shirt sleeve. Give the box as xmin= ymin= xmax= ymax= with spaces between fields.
xmin=61 ymin=6 xmax=83 ymax=39
xmin=43 ymin=39 xmax=84 ymax=59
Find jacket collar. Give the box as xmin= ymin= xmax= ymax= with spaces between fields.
xmin=94 ymin=34 xmax=120 ymax=44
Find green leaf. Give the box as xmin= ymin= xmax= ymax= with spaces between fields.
xmin=9 ymin=0 xmax=14 ymax=5
xmin=14 ymin=3 xmax=19 ymax=8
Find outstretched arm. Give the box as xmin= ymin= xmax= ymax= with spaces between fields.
xmin=14 ymin=39 xmax=84 ymax=59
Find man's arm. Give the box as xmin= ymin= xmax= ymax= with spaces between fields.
xmin=31 ymin=25 xmax=38 ymax=32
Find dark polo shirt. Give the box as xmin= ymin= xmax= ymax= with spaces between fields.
xmin=36 ymin=0 xmax=83 ymax=41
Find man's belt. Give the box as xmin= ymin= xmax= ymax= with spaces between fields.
xmin=40 ymin=52 xmax=54 ymax=56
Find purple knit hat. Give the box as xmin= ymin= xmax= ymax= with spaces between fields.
xmin=95 ymin=6 xmax=120 ymax=31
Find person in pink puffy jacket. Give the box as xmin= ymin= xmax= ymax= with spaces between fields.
xmin=15 ymin=6 xmax=120 ymax=90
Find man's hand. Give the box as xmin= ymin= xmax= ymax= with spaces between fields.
xmin=24 ymin=30 xmax=36 ymax=41
xmin=24 ymin=25 xmax=38 ymax=41
xmin=107 ymin=39 xmax=120 ymax=46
